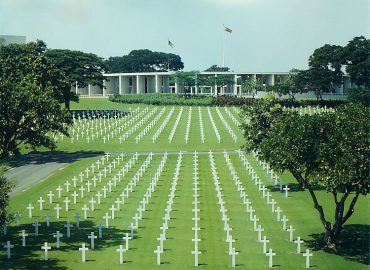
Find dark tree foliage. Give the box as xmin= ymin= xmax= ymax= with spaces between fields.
xmin=0 ymin=173 xmax=14 ymax=225
xmin=342 ymin=36 xmax=370 ymax=87
xmin=241 ymin=99 xmax=369 ymax=247
xmin=204 ymin=65 xmax=230 ymax=72
xmin=105 ymin=49 xmax=184 ymax=73
xmin=45 ymin=49 xmax=107 ymax=110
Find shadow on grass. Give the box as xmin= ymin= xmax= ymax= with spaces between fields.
xmin=265 ymin=183 xmax=326 ymax=194
xmin=0 ymin=219 xmax=129 ymax=269
xmin=306 ymin=224 xmax=369 ymax=265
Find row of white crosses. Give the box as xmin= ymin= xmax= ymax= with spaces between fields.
xmin=208 ymin=151 xmax=239 ymax=268
xmin=103 ymin=153 xmax=153 ymax=229
xmin=154 ymin=152 xmax=182 ymax=265
xmin=215 ymin=107 xmax=238 ymax=142
xmin=152 ymin=107 xmax=175 ymax=143
xmin=120 ymin=107 xmax=157 ymax=143
xmin=67 ymin=108 xmax=141 ymax=144
xmin=285 ymin=105 xmax=335 ymax=116
xmin=135 ymin=107 xmax=166 ymax=143
xmin=168 ymin=107 xmax=183 ymax=143
xmin=198 ymin=107 xmax=205 ymax=143
xmin=224 ymin=106 xmax=241 ymax=127
xmin=207 ymin=107 xmax=221 ymax=143
xmin=257 ymin=157 xmax=288 ymax=195
xmin=223 ymin=151 xmax=276 ymax=267
xmin=237 ymin=151 xmax=313 ymax=268
xmin=232 ymin=106 xmax=240 ymax=114
xmin=184 ymin=107 xmax=192 ymax=144
xmin=191 ymin=151 xmax=201 ymax=266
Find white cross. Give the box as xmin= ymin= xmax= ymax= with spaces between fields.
xmin=256 ymin=225 xmax=264 ymax=242
xmin=63 ymin=197 xmax=70 ymax=212
xmin=64 ymin=221 xmax=73 ymax=238
xmin=270 ymin=199 xmax=276 ymax=212
xmin=44 ymin=213 xmax=51 ymax=227
xmin=229 ymin=247 xmax=238 ymax=268
xmin=103 ymin=213 xmax=111 ymax=228
xmin=4 ymin=241 xmax=14 ymax=259
xmin=79 ymin=243 xmax=89 ymax=262
xmin=154 ymin=245 xmax=163 ymax=265
xmin=88 ymin=232 xmax=97 ymax=249
xmin=157 ymin=234 xmax=165 ymax=252
xmin=74 ymin=213 xmax=81 ymax=228
xmin=85 ymin=168 xmax=90 ymax=178
xmin=65 ymin=181 xmax=71 ymax=193
xmin=192 ymin=248 xmax=201 ymax=266
xmin=102 ymin=186 xmax=108 ymax=198
xmin=15 ymin=211 xmax=21 ymax=226
xmin=86 ymin=181 xmax=92 ymax=192
xmin=294 ymin=236 xmax=304 ymax=254
xmin=32 ymin=220 xmax=41 ymax=236
xmin=79 ymin=186 xmax=85 ymax=198
xmin=56 ymin=185 xmax=63 ymax=198
xmin=37 ymin=197 xmax=45 ymax=210
xmin=96 ymin=191 xmax=102 ymax=204
xmin=287 ymin=225 xmax=295 ymax=242
xmin=116 ymin=244 xmax=126 ymax=264
xmin=54 ymin=204 xmax=62 ymax=219
xmin=109 ymin=205 xmax=117 ymax=220
xmin=122 ymin=233 xmax=130 ymax=250
xmin=92 ymin=176 xmax=97 ymax=187
xmin=72 ymin=176 xmax=78 ymax=187
xmin=72 ymin=191 xmax=79 ymax=204
xmin=266 ymin=248 xmax=276 ymax=268
xmin=303 ymin=249 xmax=313 ymax=268
xmin=97 ymin=222 xmax=104 ymax=238
xmin=82 ymin=205 xmax=89 ymax=219
xmin=20 ymin=230 xmax=28 ymax=247
xmin=54 ymin=231 xmax=63 ymax=248
xmin=283 ymin=185 xmax=290 ymax=197
xmin=275 ymin=207 xmax=282 ymax=221
xmin=89 ymin=198 xmax=96 ymax=211
xmin=261 ymin=236 xmax=269 ymax=254
xmin=79 ymin=172 xmax=84 ymax=182
xmin=281 ymin=215 xmax=288 ymax=230
xmin=41 ymin=242 xmax=51 ymax=260
xmin=27 ymin=203 xmax=34 ymax=218
xmin=47 ymin=191 xmax=55 ymax=204
xmin=129 ymin=223 xmax=135 ymax=239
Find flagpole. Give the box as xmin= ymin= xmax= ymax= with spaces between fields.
xmin=222 ymin=24 xmax=225 ymax=67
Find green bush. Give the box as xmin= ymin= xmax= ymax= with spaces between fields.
xmin=347 ymin=88 xmax=370 ymax=106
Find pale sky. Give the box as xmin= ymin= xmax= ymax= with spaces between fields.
xmin=1 ymin=0 xmax=369 ymax=72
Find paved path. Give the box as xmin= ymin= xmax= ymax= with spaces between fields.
xmin=4 ymin=150 xmax=241 ymax=196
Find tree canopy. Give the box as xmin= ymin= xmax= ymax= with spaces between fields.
xmin=105 ymin=49 xmax=184 ymax=73
xmin=241 ymin=99 xmax=369 ymax=246
xmin=45 ymin=49 xmax=107 ymax=110
xmin=204 ymin=65 xmax=230 ymax=72
xmin=0 ymin=41 xmax=71 ymax=157
xmin=241 ymin=76 xmax=264 ymax=98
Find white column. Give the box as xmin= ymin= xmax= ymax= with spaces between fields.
xmin=175 ymin=78 xmax=179 ymax=94
xmin=214 ymin=74 xmax=218 ymax=96
xmin=155 ymin=75 xmax=162 ymax=93
xmin=102 ymin=80 xmax=106 ymax=96
xmin=119 ymin=76 xmax=122 ymax=94
xmin=233 ymin=74 xmax=238 ymax=95
xmin=76 ymin=81 xmax=79 ymax=95
xmin=88 ymin=84 xmax=91 ymax=97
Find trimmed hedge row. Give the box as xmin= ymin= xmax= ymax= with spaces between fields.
xmin=109 ymin=93 xmax=213 ymax=106
xmin=110 ymin=94 xmax=348 ymax=108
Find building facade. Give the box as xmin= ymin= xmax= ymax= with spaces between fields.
xmin=73 ymin=71 xmax=352 ymax=98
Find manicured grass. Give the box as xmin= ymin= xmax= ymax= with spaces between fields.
xmin=1 ymin=99 xmax=368 ymax=269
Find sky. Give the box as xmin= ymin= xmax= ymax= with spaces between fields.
xmin=0 ymin=0 xmax=369 ymax=72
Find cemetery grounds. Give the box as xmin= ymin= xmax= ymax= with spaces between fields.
xmin=1 ymin=98 xmax=368 ymax=269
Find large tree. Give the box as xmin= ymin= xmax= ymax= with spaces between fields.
xmin=0 ymin=171 xmax=14 ymax=225
xmin=241 ymin=76 xmax=264 ymax=98
xmin=105 ymin=49 xmax=184 ymax=73
xmin=204 ymin=64 xmax=230 ymax=72
xmin=342 ymin=36 xmax=370 ymax=87
xmin=45 ymin=49 xmax=106 ymax=110
xmin=0 ymin=41 xmax=71 ymax=157
xmin=241 ymin=100 xmax=369 ymax=246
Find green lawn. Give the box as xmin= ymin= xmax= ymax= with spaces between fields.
xmin=0 ymin=98 xmax=368 ymax=269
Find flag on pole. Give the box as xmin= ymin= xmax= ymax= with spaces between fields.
xmin=224 ymin=25 xmax=232 ymax=33
xmin=168 ymin=40 xmax=174 ymax=48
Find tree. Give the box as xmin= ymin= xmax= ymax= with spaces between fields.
xmin=241 ymin=100 xmax=369 ymax=246
xmin=0 ymin=42 xmax=71 ymax=157
xmin=204 ymin=65 xmax=230 ymax=72
xmin=342 ymin=36 xmax=370 ymax=87
xmin=45 ymin=49 xmax=107 ymax=110
xmin=0 ymin=172 xmax=14 ymax=225
xmin=241 ymin=76 xmax=264 ymax=98
xmin=296 ymin=44 xmax=344 ymax=100
xmin=0 ymin=38 xmax=5 ymax=47
xmin=347 ymin=87 xmax=370 ymax=106
xmin=207 ymin=74 xmax=235 ymax=95
xmin=170 ymin=71 xmax=199 ymax=95
xmin=105 ymin=49 xmax=184 ymax=73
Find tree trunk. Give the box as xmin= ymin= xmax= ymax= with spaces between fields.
xmin=65 ymin=100 xmax=70 ymax=111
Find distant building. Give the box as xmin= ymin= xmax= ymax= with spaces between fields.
xmin=73 ymin=71 xmax=352 ymax=98
xmin=0 ymin=35 xmax=26 ymax=45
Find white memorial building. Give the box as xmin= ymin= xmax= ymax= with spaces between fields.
xmin=73 ymin=71 xmax=352 ymax=97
